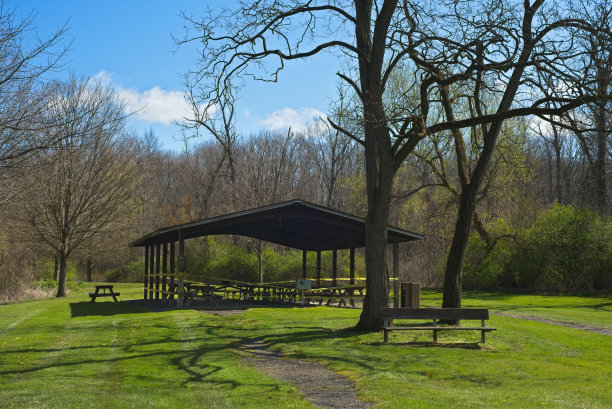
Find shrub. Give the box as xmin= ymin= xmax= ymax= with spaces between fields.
xmin=514 ymin=204 xmax=611 ymax=292
xmin=462 ymin=205 xmax=611 ymax=292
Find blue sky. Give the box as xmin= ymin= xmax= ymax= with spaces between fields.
xmin=17 ymin=0 xmax=341 ymax=151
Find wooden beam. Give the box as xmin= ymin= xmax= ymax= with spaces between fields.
xmin=316 ymin=251 xmax=321 ymax=287
xmin=393 ymin=240 xmax=399 ymax=308
xmin=144 ymin=246 xmax=149 ymax=300
xmin=349 ymin=246 xmax=355 ymax=306
xmin=178 ymin=230 xmax=186 ymax=272
xmin=148 ymin=244 xmax=154 ymax=300
xmin=332 ymin=249 xmax=337 ymax=287
xmin=169 ymin=241 xmax=175 ymax=302
xmin=162 ymin=242 xmax=168 ymax=301
xmin=302 ymin=250 xmax=307 ymax=279
xmin=155 ymin=243 xmax=161 ymax=301
xmin=349 ymin=247 xmax=355 ymax=285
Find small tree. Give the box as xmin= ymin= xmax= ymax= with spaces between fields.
xmin=22 ymin=77 xmax=138 ymax=297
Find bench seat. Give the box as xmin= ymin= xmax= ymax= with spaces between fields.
xmin=382 ymin=307 xmax=496 ymax=343
xmin=383 ymin=326 xmax=497 ymax=331
xmin=89 ymin=292 xmax=120 ymax=297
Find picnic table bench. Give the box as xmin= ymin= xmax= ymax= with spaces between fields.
xmin=89 ymin=285 xmax=120 ymax=302
xmin=381 ymin=307 xmax=496 ymax=343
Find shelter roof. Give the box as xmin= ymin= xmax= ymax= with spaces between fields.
xmin=130 ymin=199 xmax=423 ymax=251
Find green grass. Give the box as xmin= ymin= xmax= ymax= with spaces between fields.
xmin=1 ymin=284 xmax=610 ymax=409
xmin=421 ymin=289 xmax=612 ymax=329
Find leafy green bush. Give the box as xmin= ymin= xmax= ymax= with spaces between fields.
xmin=463 ymin=235 xmax=514 ymax=290
xmin=463 ymin=205 xmax=611 ymax=292
xmin=513 ymin=204 xmax=611 ymax=292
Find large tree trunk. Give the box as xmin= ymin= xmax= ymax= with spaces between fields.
xmin=53 ymin=256 xmax=59 ymax=282
xmin=353 ymin=0 xmax=397 ymax=332
xmin=86 ymin=258 xmax=94 ymax=282
xmin=56 ymin=251 xmax=68 ymax=297
xmin=442 ymin=185 xmax=479 ymax=309
xmin=356 ymin=183 xmax=392 ymax=331
xmin=355 ymin=99 xmax=394 ymax=331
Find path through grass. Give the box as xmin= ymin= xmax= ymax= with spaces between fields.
xmin=1 ymin=285 xmax=610 ymax=408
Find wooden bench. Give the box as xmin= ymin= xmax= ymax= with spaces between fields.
xmin=89 ymin=285 xmax=120 ymax=302
xmin=381 ymin=307 xmax=496 ymax=343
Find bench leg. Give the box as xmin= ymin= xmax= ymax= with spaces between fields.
xmin=384 ymin=329 xmax=388 ymax=343
xmin=481 ymin=330 xmax=486 ymax=344
xmin=433 ymin=329 xmax=437 ymax=343
xmin=90 ymin=297 xmax=96 ymax=303
xmin=112 ymin=295 xmax=119 ymax=302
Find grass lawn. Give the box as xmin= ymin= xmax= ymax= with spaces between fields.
xmin=1 ymin=284 xmax=610 ymax=409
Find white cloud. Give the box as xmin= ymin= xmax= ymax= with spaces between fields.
xmin=92 ymin=71 xmax=192 ymax=126
xmin=260 ymin=107 xmax=327 ymax=132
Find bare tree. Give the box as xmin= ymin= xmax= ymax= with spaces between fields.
xmin=0 ymin=4 xmax=68 ymax=169
xmin=20 ymin=77 xmax=137 ymax=297
xmin=565 ymin=0 xmax=612 ymax=217
xmin=306 ymin=88 xmax=359 ymax=209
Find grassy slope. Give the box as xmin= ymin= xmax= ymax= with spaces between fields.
xmin=0 ymin=284 xmax=610 ymax=409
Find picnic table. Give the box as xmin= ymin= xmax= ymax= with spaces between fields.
xmin=184 ymin=283 xmax=220 ymax=306
xmin=89 ymin=285 xmax=120 ymax=302
xmin=304 ymin=285 xmax=365 ymax=307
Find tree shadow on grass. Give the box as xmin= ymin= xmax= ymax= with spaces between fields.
xmin=69 ymin=301 xmax=149 ymax=317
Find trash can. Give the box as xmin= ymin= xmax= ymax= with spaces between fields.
xmin=400 ymin=282 xmax=420 ymax=308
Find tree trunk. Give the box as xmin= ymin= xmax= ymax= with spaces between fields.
xmin=355 ymin=106 xmax=394 ymax=331
xmin=352 ymin=0 xmax=398 ymax=332
xmin=552 ymin=125 xmax=564 ymax=204
xmin=442 ymin=186 xmax=479 ymax=310
xmin=86 ymin=258 xmax=93 ymax=282
xmin=56 ymin=252 xmax=68 ymax=297
xmin=594 ymin=107 xmax=608 ymax=218
xmin=53 ymin=256 xmax=59 ymax=282
xmin=356 ymin=190 xmax=392 ymax=331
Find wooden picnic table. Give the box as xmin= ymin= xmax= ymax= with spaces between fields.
xmin=184 ymin=283 xmax=220 ymax=306
xmin=304 ymin=285 xmax=365 ymax=307
xmin=89 ymin=285 xmax=120 ymax=302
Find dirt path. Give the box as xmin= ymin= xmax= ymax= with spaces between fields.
xmin=240 ymin=340 xmax=372 ymax=409
xmin=494 ymin=313 xmax=612 ymax=336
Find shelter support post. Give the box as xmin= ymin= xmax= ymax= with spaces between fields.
xmin=393 ymin=240 xmax=399 ymax=308
xmin=349 ymin=246 xmax=355 ymax=306
xmin=332 ymin=249 xmax=337 ymax=287
xmin=302 ymin=250 xmax=307 ymax=279
xmin=144 ymin=246 xmax=149 ymax=299
xmin=178 ymin=232 xmax=185 ymax=271
xmin=148 ymin=244 xmax=154 ymax=300
xmin=316 ymin=251 xmax=321 ymax=287
xmin=155 ymin=244 xmax=161 ymax=301
xmin=169 ymin=241 xmax=175 ymax=302
xmin=162 ymin=242 xmax=168 ymax=301
xmin=177 ymin=231 xmax=185 ymax=308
